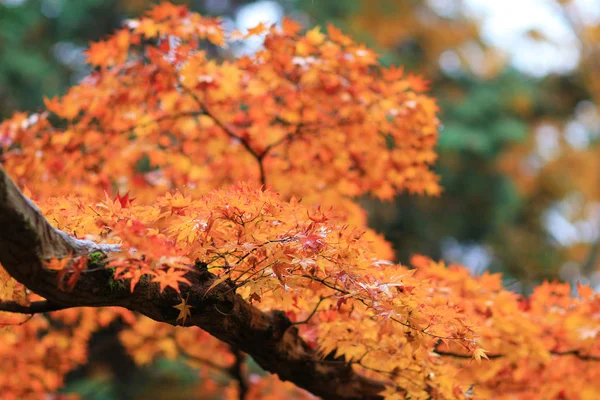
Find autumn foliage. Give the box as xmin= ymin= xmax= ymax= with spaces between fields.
xmin=0 ymin=3 xmax=598 ymax=399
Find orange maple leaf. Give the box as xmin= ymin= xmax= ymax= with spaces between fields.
xmin=246 ymin=22 xmax=268 ymax=37
xmin=44 ymin=257 xmax=71 ymax=271
xmin=151 ymin=268 xmax=191 ymax=293
xmin=281 ymin=17 xmax=302 ymax=36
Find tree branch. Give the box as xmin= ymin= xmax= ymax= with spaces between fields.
xmin=581 ymin=227 xmax=600 ymax=276
xmin=178 ymin=83 xmax=268 ymax=186
xmin=0 ymin=300 xmax=76 ymax=314
xmin=229 ymin=345 xmax=249 ymax=400
xmin=550 ymin=349 xmax=600 ymax=362
xmin=0 ymin=166 xmax=386 ymax=400
xmin=435 ymin=346 xmax=600 ymax=362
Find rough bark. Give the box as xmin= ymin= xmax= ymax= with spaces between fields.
xmin=0 ymin=166 xmax=386 ymax=400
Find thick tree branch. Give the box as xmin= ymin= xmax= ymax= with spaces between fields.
xmin=0 ymin=166 xmax=386 ymax=400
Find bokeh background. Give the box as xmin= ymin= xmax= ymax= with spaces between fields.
xmin=1 ymin=0 xmax=599 ymax=398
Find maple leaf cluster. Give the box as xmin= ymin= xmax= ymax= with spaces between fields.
xmin=0 ymin=2 xmax=598 ymax=399
xmin=2 ymin=3 xmax=439 ymax=203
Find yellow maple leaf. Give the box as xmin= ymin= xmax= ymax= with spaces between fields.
xmin=306 ymin=26 xmax=325 ymax=46
xmin=472 ymin=348 xmax=489 ymax=362
xmin=173 ymin=296 xmax=193 ymax=325
xmin=246 ymin=22 xmax=268 ymax=37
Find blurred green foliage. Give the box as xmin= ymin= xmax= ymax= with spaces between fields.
xmin=0 ymin=0 xmax=123 ymax=116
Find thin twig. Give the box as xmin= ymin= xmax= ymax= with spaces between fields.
xmin=292 ymin=295 xmax=330 ymax=325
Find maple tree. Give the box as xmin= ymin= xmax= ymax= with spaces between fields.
xmin=0 ymin=3 xmax=598 ymax=399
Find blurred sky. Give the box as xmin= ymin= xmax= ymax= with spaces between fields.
xmin=463 ymin=0 xmax=599 ymax=76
